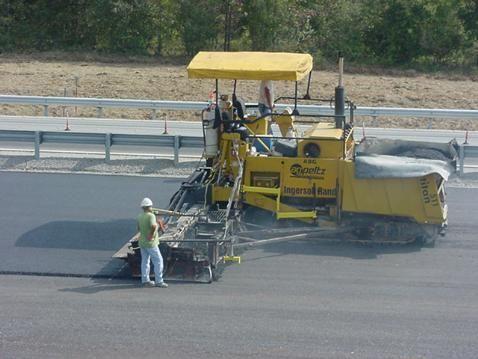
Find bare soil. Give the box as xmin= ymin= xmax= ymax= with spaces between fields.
xmin=0 ymin=53 xmax=477 ymax=130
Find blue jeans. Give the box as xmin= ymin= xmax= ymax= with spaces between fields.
xmin=140 ymin=246 xmax=164 ymax=284
xmin=258 ymin=103 xmax=273 ymax=135
xmin=258 ymin=103 xmax=272 ymax=117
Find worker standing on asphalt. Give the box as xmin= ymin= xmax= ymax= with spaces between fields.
xmin=137 ymin=197 xmax=168 ymax=288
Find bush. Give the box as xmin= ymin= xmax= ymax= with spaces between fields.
xmin=91 ymin=1 xmax=159 ymax=55
xmin=363 ymin=0 xmax=426 ymax=64
xmin=0 ymin=0 xmax=475 ymax=70
xmin=420 ymin=0 xmax=467 ymax=63
xmin=177 ymin=0 xmax=221 ymax=56
xmin=242 ymin=0 xmax=289 ymax=51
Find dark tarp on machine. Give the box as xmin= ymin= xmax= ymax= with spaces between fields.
xmin=354 ymin=138 xmax=458 ymax=180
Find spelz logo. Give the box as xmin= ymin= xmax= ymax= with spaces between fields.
xmin=289 ymin=164 xmax=325 ymax=178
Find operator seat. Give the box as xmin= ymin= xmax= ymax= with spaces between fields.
xmin=232 ymin=93 xmax=246 ymax=120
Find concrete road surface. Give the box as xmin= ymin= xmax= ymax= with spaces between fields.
xmin=0 ymin=115 xmax=475 ymax=143
xmin=2 ymin=116 xmax=474 ymax=164
xmin=0 ymin=172 xmax=477 ymax=358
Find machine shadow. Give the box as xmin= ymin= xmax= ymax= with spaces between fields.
xmin=58 ymin=275 xmax=200 ymax=294
xmin=16 ymin=219 xmax=136 ymax=251
xmin=60 ymin=240 xmax=429 ymax=294
xmin=246 ymin=239 xmax=427 ymax=261
xmin=58 ymin=277 xmax=139 ymax=294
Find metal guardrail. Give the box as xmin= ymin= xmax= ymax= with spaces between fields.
xmin=0 ymin=129 xmax=476 ymax=174
xmin=459 ymin=145 xmax=478 ymax=175
xmin=1 ymin=95 xmax=478 ymax=120
xmin=0 ymin=130 xmax=203 ymax=165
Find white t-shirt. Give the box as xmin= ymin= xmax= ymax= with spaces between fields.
xmin=258 ymin=80 xmax=274 ymax=107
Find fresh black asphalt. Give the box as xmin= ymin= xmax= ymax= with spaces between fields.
xmin=0 ymin=172 xmax=477 ymax=358
xmin=0 ymin=171 xmax=183 ymax=276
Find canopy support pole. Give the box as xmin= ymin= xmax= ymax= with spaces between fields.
xmin=293 ymin=81 xmax=299 ymax=115
xmin=304 ymin=72 xmax=312 ymax=100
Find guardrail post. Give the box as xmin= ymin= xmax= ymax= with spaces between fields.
xmin=151 ymin=109 xmax=157 ymax=120
xmin=459 ymin=145 xmax=465 ymax=176
xmin=372 ymin=116 xmax=377 ymax=127
xmin=105 ymin=133 xmax=111 ymax=162
xmin=427 ymin=118 xmax=432 ymax=129
xmin=43 ymin=105 xmax=48 ymax=117
xmin=96 ymin=107 xmax=103 ymax=118
xmin=174 ymin=135 xmax=180 ymax=166
xmin=34 ymin=131 xmax=42 ymax=160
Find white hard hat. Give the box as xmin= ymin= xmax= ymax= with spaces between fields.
xmin=140 ymin=197 xmax=153 ymax=207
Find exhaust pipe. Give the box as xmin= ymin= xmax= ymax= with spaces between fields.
xmin=334 ymin=54 xmax=345 ymax=129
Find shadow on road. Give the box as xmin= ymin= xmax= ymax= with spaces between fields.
xmin=16 ymin=219 xmax=136 ymax=251
xmin=59 ymin=277 xmax=140 ymax=294
xmin=247 ymin=239 xmax=426 ymax=261
xmin=13 ymin=219 xmax=428 ymax=285
xmin=58 ymin=272 xmax=201 ymax=294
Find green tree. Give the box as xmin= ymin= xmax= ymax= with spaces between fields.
xmin=363 ymin=0 xmax=427 ymax=64
xmin=91 ymin=0 xmax=159 ymax=54
xmin=178 ymin=0 xmax=221 ymax=56
xmin=242 ymin=0 xmax=289 ymax=50
xmin=151 ymin=0 xmax=181 ymax=55
xmin=0 ymin=0 xmax=475 ymax=69
xmin=0 ymin=0 xmax=29 ymax=50
xmin=420 ymin=0 xmax=467 ymax=63
xmin=306 ymin=0 xmax=369 ymax=63
xmin=459 ymin=0 xmax=478 ymax=39
xmin=458 ymin=0 xmax=478 ymax=66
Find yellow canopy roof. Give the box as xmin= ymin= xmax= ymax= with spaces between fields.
xmin=187 ymin=51 xmax=313 ymax=81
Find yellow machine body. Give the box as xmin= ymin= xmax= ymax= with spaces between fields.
xmin=210 ymin=120 xmax=447 ymax=226
xmin=114 ymin=51 xmax=452 ymax=283
xmin=340 ymin=162 xmax=446 ymax=224
xmin=191 ymin=51 xmax=450 ymax=242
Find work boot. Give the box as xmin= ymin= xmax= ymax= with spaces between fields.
xmin=155 ymin=282 xmax=168 ymax=288
xmin=142 ymin=281 xmax=155 ymax=287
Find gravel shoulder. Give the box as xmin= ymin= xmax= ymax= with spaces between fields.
xmin=1 ymin=153 xmax=477 ymax=189
xmin=0 ymin=154 xmax=197 ymax=178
